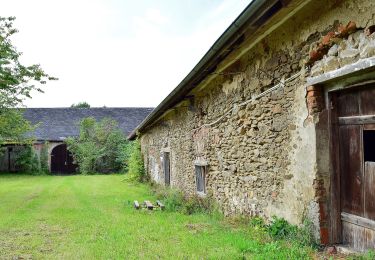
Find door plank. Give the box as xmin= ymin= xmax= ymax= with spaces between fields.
xmin=360 ymin=86 xmax=375 ymax=115
xmin=365 ymin=227 xmax=375 ymax=249
xmin=342 ymin=220 xmax=366 ymax=252
xmin=341 ymin=212 xmax=375 ymax=230
xmin=329 ymin=93 xmax=342 ymax=243
xmin=337 ymin=90 xmax=360 ymax=117
xmin=365 ymin=162 xmax=375 ymax=220
xmin=339 ymin=125 xmax=363 ymax=216
xmin=364 ymin=124 xmax=375 ymax=131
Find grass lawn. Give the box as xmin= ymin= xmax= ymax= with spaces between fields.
xmin=0 ymin=174 xmax=317 ymax=259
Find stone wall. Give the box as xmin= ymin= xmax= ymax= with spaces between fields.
xmin=310 ymin=29 xmax=375 ymax=77
xmin=139 ymin=0 xmax=375 ymax=242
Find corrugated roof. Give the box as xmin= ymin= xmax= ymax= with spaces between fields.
xmin=23 ymin=108 xmax=153 ymax=141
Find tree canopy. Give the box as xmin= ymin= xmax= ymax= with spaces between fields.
xmin=71 ymin=102 xmax=90 ymax=108
xmin=0 ymin=16 xmax=55 ymax=144
xmin=66 ymin=117 xmax=129 ymax=174
xmin=0 ymin=17 xmax=56 ymax=109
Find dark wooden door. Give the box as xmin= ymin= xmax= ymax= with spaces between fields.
xmin=333 ymin=85 xmax=375 ymax=251
xmin=163 ymin=152 xmax=170 ymax=186
xmin=51 ymin=144 xmax=77 ymax=174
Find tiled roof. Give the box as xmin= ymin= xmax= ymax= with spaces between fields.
xmin=23 ymin=107 xmax=153 ymax=141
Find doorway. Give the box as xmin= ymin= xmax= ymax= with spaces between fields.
xmin=331 ymin=85 xmax=375 ymax=251
xmin=51 ymin=144 xmax=77 ymax=174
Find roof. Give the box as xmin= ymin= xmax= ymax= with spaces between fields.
xmin=128 ymin=0 xmax=306 ymax=139
xmin=23 ymin=108 xmax=153 ymax=141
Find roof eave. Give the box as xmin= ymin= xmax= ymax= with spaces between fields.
xmin=128 ymin=0 xmax=288 ymax=140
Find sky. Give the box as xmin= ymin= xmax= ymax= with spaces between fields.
xmin=1 ymin=0 xmax=251 ymax=108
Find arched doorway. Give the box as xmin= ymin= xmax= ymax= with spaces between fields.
xmin=51 ymin=144 xmax=77 ymax=174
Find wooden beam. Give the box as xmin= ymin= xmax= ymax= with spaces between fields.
xmin=144 ymin=200 xmax=154 ymax=210
xmin=341 ymin=212 xmax=375 ymax=231
xmin=338 ymin=115 xmax=375 ymax=125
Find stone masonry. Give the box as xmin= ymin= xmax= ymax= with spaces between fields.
xmin=138 ymin=0 xmax=375 ymax=243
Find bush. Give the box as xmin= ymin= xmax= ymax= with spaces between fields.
xmin=266 ymin=216 xmax=318 ymax=248
xmin=40 ymin=142 xmax=49 ymax=174
xmin=267 ymin=216 xmax=296 ymax=240
xmin=13 ymin=145 xmax=41 ymax=174
xmin=249 ymin=216 xmax=267 ymax=230
xmin=151 ymin=183 xmax=219 ymax=215
xmin=127 ymin=139 xmax=146 ymax=181
xmin=152 ymin=184 xmax=184 ymax=212
xmin=66 ymin=117 xmax=129 ymax=174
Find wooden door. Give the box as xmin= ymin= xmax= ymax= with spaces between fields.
xmin=51 ymin=144 xmax=66 ymax=173
xmin=163 ymin=152 xmax=170 ymax=186
xmin=51 ymin=144 xmax=77 ymax=174
xmin=333 ymin=85 xmax=375 ymax=251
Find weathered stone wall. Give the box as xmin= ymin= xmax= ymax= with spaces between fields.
xmin=139 ymin=0 xmax=375 ymax=241
xmin=310 ymin=30 xmax=375 ymax=77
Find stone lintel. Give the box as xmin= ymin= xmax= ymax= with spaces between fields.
xmin=306 ymin=57 xmax=375 ymax=86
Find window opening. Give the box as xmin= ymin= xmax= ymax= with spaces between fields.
xmin=163 ymin=152 xmax=170 ymax=186
xmin=364 ymin=130 xmax=375 ymax=162
xmin=195 ymin=165 xmax=206 ymax=194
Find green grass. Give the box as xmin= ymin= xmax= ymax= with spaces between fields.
xmin=0 ymin=174 xmax=315 ymax=259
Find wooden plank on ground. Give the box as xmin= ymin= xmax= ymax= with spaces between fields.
xmin=156 ymin=200 xmax=165 ymax=210
xmin=144 ymin=200 xmax=153 ymax=210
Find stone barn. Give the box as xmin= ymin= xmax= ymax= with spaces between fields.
xmin=0 ymin=107 xmax=152 ymax=174
xmin=129 ymin=0 xmax=375 ymax=250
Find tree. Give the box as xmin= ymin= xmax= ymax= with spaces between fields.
xmin=71 ymin=102 xmax=90 ymax=108
xmin=0 ymin=17 xmax=56 ymax=109
xmin=0 ymin=16 xmax=55 ymax=144
xmin=66 ymin=117 xmax=129 ymax=174
xmin=0 ymin=109 xmax=33 ymax=144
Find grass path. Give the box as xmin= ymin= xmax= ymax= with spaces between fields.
xmin=0 ymin=175 xmax=314 ymax=259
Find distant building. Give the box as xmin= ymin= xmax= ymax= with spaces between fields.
xmin=0 ymin=107 xmax=152 ymax=174
xmin=129 ymin=0 xmax=375 ymax=250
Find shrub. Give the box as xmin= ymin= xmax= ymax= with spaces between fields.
xmin=266 ymin=216 xmax=318 ymax=248
xmin=249 ymin=216 xmax=267 ymax=230
xmin=151 ymin=183 xmax=219 ymax=215
xmin=13 ymin=145 xmax=40 ymax=174
xmin=267 ymin=216 xmax=296 ymax=240
xmin=183 ymin=194 xmax=217 ymax=215
xmin=151 ymin=184 xmax=184 ymax=212
xmin=66 ymin=117 xmax=129 ymax=174
xmin=127 ymin=139 xmax=146 ymax=181
xmin=40 ymin=142 xmax=49 ymax=174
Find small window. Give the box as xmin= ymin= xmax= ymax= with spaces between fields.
xmin=195 ymin=165 xmax=206 ymax=194
xmin=163 ymin=152 xmax=171 ymax=186
xmin=364 ymin=130 xmax=375 ymax=162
